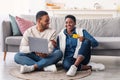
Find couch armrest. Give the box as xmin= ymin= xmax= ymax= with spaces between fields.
xmin=1 ymin=21 xmax=12 ymax=51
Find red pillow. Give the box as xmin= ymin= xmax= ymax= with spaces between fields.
xmin=15 ymin=16 xmax=34 ymax=35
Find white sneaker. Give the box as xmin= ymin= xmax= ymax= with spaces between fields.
xmin=43 ymin=64 xmax=57 ymax=72
xmin=88 ymin=62 xmax=98 ymax=71
xmin=20 ymin=65 xmax=34 ymax=74
xmin=66 ymin=65 xmax=77 ymax=77
xmin=88 ymin=62 xmax=105 ymax=71
xmin=96 ymin=63 xmax=105 ymax=71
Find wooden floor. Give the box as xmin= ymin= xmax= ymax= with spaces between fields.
xmin=0 ymin=52 xmax=120 ymax=80
xmin=0 ymin=52 xmax=22 ymax=80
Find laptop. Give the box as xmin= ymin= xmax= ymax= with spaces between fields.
xmin=28 ymin=37 xmax=49 ymax=54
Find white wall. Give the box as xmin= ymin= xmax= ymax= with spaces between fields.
xmin=0 ymin=0 xmax=120 ymax=15
xmin=0 ymin=0 xmax=29 ymax=15
xmin=28 ymin=0 xmax=46 ymax=15
xmin=50 ymin=0 xmax=120 ymax=9
xmin=27 ymin=0 xmax=120 ymax=14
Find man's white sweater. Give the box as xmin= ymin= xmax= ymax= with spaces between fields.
xmin=19 ymin=25 xmax=56 ymax=54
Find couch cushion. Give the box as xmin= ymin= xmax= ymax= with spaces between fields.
xmin=49 ymin=17 xmax=65 ymax=34
xmin=9 ymin=14 xmax=22 ymax=36
xmin=15 ymin=16 xmax=35 ymax=35
xmin=93 ymin=37 xmax=120 ymax=49
xmin=5 ymin=36 xmax=22 ymax=45
xmin=20 ymin=15 xmax=36 ymax=23
xmin=77 ymin=17 xmax=120 ymax=37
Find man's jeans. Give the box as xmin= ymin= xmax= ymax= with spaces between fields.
xmin=63 ymin=39 xmax=91 ymax=71
xmin=14 ymin=50 xmax=63 ymax=70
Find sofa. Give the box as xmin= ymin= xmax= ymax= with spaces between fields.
xmin=1 ymin=14 xmax=120 ymax=61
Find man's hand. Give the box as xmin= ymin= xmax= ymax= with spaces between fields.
xmin=35 ymin=52 xmax=48 ymax=58
xmin=51 ymin=40 xmax=57 ymax=48
xmin=79 ymin=36 xmax=85 ymax=42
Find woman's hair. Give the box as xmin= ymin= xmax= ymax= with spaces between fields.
xmin=36 ymin=11 xmax=48 ymax=21
xmin=65 ymin=15 xmax=76 ymax=23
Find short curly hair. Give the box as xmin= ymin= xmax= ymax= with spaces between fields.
xmin=36 ymin=11 xmax=48 ymax=21
xmin=65 ymin=15 xmax=76 ymax=23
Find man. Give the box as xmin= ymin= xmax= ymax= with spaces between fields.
xmin=14 ymin=11 xmax=63 ymax=73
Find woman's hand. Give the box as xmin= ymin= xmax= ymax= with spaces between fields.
xmin=35 ymin=52 xmax=48 ymax=58
xmin=79 ymin=36 xmax=85 ymax=42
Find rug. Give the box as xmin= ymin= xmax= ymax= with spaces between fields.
xmin=9 ymin=67 xmax=91 ymax=80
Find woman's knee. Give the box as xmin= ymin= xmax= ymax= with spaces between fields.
xmin=83 ymin=39 xmax=91 ymax=45
xmin=81 ymin=39 xmax=91 ymax=49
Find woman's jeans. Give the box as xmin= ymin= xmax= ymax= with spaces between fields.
xmin=63 ymin=39 xmax=91 ymax=71
xmin=14 ymin=50 xmax=63 ymax=70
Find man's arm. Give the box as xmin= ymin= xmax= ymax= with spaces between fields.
xmin=19 ymin=30 xmax=31 ymax=53
xmin=48 ymin=30 xmax=57 ymax=53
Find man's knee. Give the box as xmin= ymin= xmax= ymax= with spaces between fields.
xmin=54 ymin=50 xmax=63 ymax=59
xmin=14 ymin=53 xmax=20 ymax=60
xmin=14 ymin=53 xmax=24 ymax=63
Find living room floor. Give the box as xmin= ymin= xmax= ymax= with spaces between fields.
xmin=0 ymin=52 xmax=120 ymax=80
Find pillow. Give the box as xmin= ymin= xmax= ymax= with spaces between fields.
xmin=15 ymin=16 xmax=35 ymax=35
xmin=9 ymin=14 xmax=22 ymax=36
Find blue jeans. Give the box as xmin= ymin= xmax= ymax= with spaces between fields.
xmin=62 ymin=39 xmax=91 ymax=71
xmin=14 ymin=50 xmax=63 ymax=70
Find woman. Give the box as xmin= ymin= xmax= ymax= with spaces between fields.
xmin=56 ymin=15 xmax=98 ymax=76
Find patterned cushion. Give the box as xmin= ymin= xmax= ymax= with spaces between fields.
xmin=15 ymin=16 xmax=34 ymax=35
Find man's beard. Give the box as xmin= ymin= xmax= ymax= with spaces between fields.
xmin=41 ymin=23 xmax=48 ymax=30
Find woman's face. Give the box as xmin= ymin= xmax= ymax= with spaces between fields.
xmin=65 ymin=18 xmax=76 ymax=32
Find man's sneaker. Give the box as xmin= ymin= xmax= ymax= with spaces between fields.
xmin=20 ymin=65 xmax=34 ymax=74
xmin=66 ymin=65 xmax=77 ymax=77
xmin=43 ymin=64 xmax=57 ymax=72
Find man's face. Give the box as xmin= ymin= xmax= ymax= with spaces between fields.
xmin=39 ymin=15 xmax=50 ymax=30
xmin=65 ymin=18 xmax=76 ymax=32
